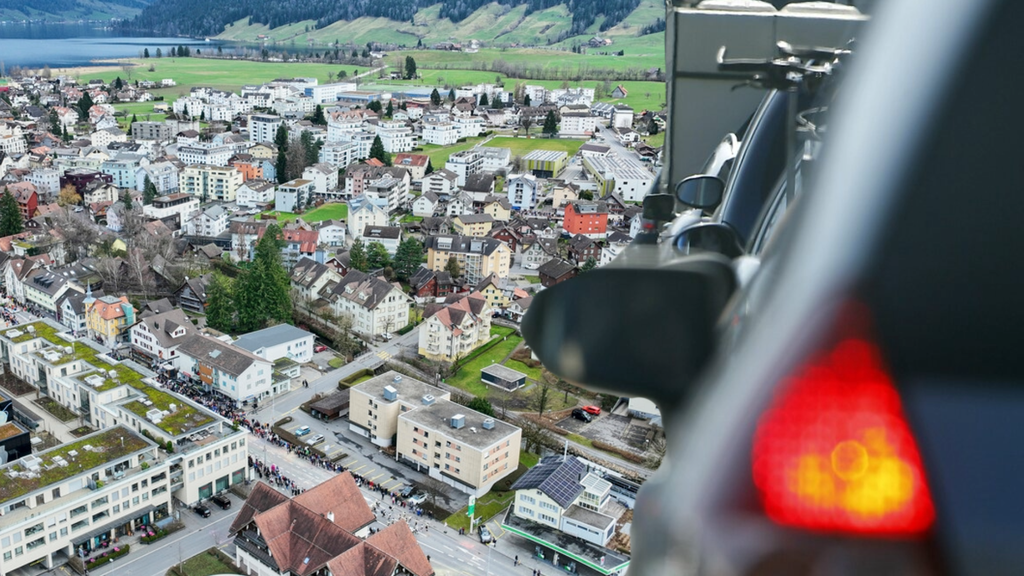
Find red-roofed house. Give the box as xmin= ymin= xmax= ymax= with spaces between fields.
xmin=6 ymin=182 xmax=38 ymax=220
xmin=230 ymin=475 xmax=433 ymax=576
xmin=392 ymin=153 xmax=431 ymax=180
xmin=281 ymin=228 xmax=322 ymax=269
xmin=418 ymin=292 xmax=492 ymax=362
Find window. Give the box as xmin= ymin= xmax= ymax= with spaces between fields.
xmin=24 ymin=523 xmax=43 ymax=537
xmin=71 ymin=520 xmax=89 ymax=532
xmin=520 ymin=494 xmax=536 ymax=505
xmin=539 ymin=513 xmax=557 ymax=524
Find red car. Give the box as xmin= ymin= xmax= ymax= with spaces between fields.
xmin=582 ymin=405 xmax=601 ymax=416
xmin=314 ymin=345 xmax=328 ymax=353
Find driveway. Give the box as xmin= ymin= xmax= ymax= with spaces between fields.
xmin=557 ymin=412 xmax=648 ymax=454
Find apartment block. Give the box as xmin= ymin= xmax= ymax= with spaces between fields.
xmin=180 ymin=165 xmax=243 ymax=202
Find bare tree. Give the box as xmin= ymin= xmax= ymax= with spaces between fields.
xmin=519 ymin=115 xmax=533 ymax=137
xmin=533 ymin=381 xmax=551 ymax=415
xmin=518 ymin=417 xmax=555 ymax=454
xmin=50 ymin=208 xmax=98 ymax=262
xmin=420 ymin=477 xmax=450 ymax=510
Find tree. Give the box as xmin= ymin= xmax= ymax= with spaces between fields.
xmin=349 ymin=238 xmax=369 ymax=272
xmin=114 ymin=77 xmax=123 ymax=90
xmin=0 ymin=188 xmax=23 ymax=237
xmin=368 ymin=135 xmax=391 ymax=166
xmin=144 ymin=48 xmax=150 ymax=58
xmin=534 ymin=381 xmax=551 ymax=415
xmin=205 ymin=272 xmax=235 ymax=332
xmin=367 ymin=241 xmax=391 ymax=270
xmin=430 ymin=88 xmax=441 ymax=106
xmin=404 ymin=55 xmax=417 ymax=80
xmin=131 ymin=113 xmax=138 ymax=125
xmin=156 ymin=48 xmax=162 ymax=58
xmin=542 ymin=110 xmax=558 ymax=137
xmin=581 ymin=256 xmax=597 ymax=272
xmin=479 ymin=93 xmax=489 ymax=107
xmin=447 ymin=88 xmax=456 ymax=102
xmin=122 ymin=190 xmax=133 ymax=211
xmin=143 ymin=176 xmax=158 ymax=205
xmin=492 ymin=97 xmax=504 ymax=110
xmin=520 ymin=115 xmax=534 ymax=137
xmin=467 ymin=396 xmax=494 ymax=417
xmin=392 ymin=237 xmax=424 ymax=281
xmin=58 ymin=184 xmax=81 ymax=207
xmin=234 ymin=224 xmax=292 ymax=332
xmin=579 ymin=190 xmax=594 ymax=201
xmin=367 ymin=100 xmax=382 ymax=114
xmin=311 ymin=104 xmax=326 ymax=125
xmin=384 ymin=100 xmax=393 ymax=118
xmin=77 ymin=92 xmax=94 ymax=120
xmin=445 ymin=255 xmax=461 ymax=278
xmin=524 ymin=94 xmax=531 ymax=107
xmin=274 ymin=124 xmax=289 ymax=151
xmin=519 ymin=417 xmax=555 ymax=454
xmin=276 ymin=147 xmax=288 ymax=185
xmin=338 ymin=70 xmax=347 ymax=79
xmin=650 ymin=121 xmax=659 ymax=136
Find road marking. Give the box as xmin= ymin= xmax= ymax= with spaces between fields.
xmin=370 ymin=471 xmax=386 ymax=481
xmin=343 ymin=459 xmax=358 ymax=467
xmin=376 ymin=350 xmax=392 ymax=360
xmin=352 ymin=464 xmax=367 ymax=472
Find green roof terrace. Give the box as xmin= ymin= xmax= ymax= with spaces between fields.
xmin=0 ymin=426 xmax=151 ymax=506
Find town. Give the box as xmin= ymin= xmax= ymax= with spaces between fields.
xmin=0 ymin=67 xmax=664 ymax=576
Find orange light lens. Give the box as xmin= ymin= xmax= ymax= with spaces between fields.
xmin=752 ymin=338 xmax=935 ymax=536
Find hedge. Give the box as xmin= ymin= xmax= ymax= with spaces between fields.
xmin=86 ymin=544 xmax=130 ymax=568
xmin=141 ymin=528 xmax=169 ymax=544
xmin=592 ymin=439 xmax=645 ymax=463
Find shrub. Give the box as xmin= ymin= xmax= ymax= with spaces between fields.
xmin=85 ymin=544 xmax=130 ymax=568
xmin=141 ymin=529 xmax=168 ymax=544
xmin=140 ymin=462 xmax=149 ymax=470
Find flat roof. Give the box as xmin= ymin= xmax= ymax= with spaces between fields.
xmin=351 ymin=371 xmax=443 ymax=405
xmin=523 ymin=149 xmax=568 ymax=162
xmin=563 ymin=504 xmax=616 ymax=531
xmin=399 ymin=398 xmax=518 ymax=450
xmin=481 ymin=363 xmax=526 ymax=382
xmin=234 ymin=324 xmax=314 ymax=353
xmin=501 ymin=508 xmax=629 ymax=576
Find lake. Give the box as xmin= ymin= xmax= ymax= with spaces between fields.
xmin=0 ymin=22 xmax=223 ymax=69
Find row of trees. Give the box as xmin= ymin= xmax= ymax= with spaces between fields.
xmin=0 ymin=189 xmax=24 ymax=237
xmin=273 ymin=125 xmax=324 ymax=186
xmin=206 ymin=224 xmax=292 ymax=333
xmin=348 ymin=237 xmax=425 ymax=281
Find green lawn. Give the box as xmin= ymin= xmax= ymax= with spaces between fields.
xmin=523 ymin=275 xmax=541 ymax=284
xmin=399 ymin=214 xmax=423 ymax=223
xmin=79 ymin=58 xmax=372 ymax=99
xmin=504 ymin=359 xmax=543 ymax=382
xmin=260 ymin=202 xmax=348 ymax=223
xmin=644 ymin=131 xmax=665 ymax=148
xmin=567 ymin=433 xmax=595 ymax=448
xmin=445 ymin=335 xmax=523 ymax=395
xmin=487 ymin=136 xmax=586 ymax=158
xmin=328 ymin=357 xmax=345 ymax=369
xmin=168 ymin=548 xmax=242 ymax=576
xmin=445 ymin=490 xmax=514 ymax=532
xmin=519 ymin=451 xmax=540 ymax=468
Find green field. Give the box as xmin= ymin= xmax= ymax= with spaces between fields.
xmin=416 ymin=135 xmax=490 ymax=171
xmin=445 ymin=334 xmax=523 ymax=396
xmin=80 ymin=58 xmax=371 ymax=101
xmin=260 ymin=202 xmax=348 ymax=223
xmin=168 ymin=548 xmax=242 ymax=576
xmin=486 ymin=136 xmax=586 ymax=158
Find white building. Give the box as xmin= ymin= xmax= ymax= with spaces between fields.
xmin=175 ymin=333 xmax=280 ymax=402
xmin=184 ymin=204 xmax=230 ymax=237
xmin=348 ymin=196 xmax=389 ymax=241
xmin=249 ymin=114 xmax=283 ymax=144
xmin=301 ymin=163 xmax=338 ymax=196
xmin=476 ymin=147 xmax=512 ymax=173
xmin=129 ymin=307 xmax=195 ymax=365
xmin=412 ymin=191 xmax=439 ymax=217
xmin=318 ymin=141 xmax=358 ymax=169
xmin=179 ymin=165 xmax=243 ymax=202
xmin=135 ymin=161 xmax=180 ymax=195
xmin=362 ymin=225 xmax=402 ymax=256
xmin=234 ymin=180 xmax=276 ymax=208
xmin=506 ymin=173 xmax=539 ymax=211
xmin=305 ymin=81 xmax=357 ymax=104
xmin=24 ymin=168 xmax=60 ymax=199
xmin=582 ymin=154 xmax=655 ymax=202
xmin=143 ymin=193 xmax=199 ymax=228
xmin=423 ymin=169 xmax=458 ymax=197
xmin=177 ymin=143 xmax=233 ymax=167
xmin=376 ymin=120 xmax=415 ymax=153
xmin=445 ymin=150 xmax=482 ymax=187
xmin=274 ymin=179 xmax=314 ymax=213
xmin=560 ymin=111 xmax=598 ymax=136
xmin=422 ymin=120 xmax=460 ymax=146
xmin=328 ymin=271 xmax=411 ymax=337
xmin=233 ymin=324 xmax=315 ymax=365
xmin=612 ymin=104 xmax=634 ymax=129
xmin=316 ymin=219 xmax=346 ymax=248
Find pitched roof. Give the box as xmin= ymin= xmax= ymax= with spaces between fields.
xmin=253 ymin=500 xmax=361 ymax=576
xmin=290 ymin=257 xmax=336 ymax=289
xmin=89 ymin=295 xmax=130 ymax=321
xmin=292 ymin=473 xmax=375 ymax=534
xmin=510 ymin=455 xmax=588 ymax=509
xmin=455 ymin=213 xmax=494 ymax=225
xmin=228 ymin=481 xmax=289 ymax=535
xmin=331 ymin=270 xmax=404 ymax=311
xmin=325 ymin=542 xmax=397 ymax=576
xmin=134 ymin=308 xmax=194 ymax=349
xmin=364 ymin=521 xmax=434 ymax=576
xmin=282 ymin=228 xmax=320 ymax=253
xmin=538 ymin=258 xmax=577 ymax=279
xmin=177 ymin=333 xmax=268 ymax=377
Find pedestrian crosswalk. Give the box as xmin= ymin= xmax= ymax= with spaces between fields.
xmin=376 ymin=350 xmax=392 ymax=360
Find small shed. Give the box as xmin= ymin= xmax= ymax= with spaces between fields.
xmin=481 ymin=364 xmax=527 ymax=391
xmin=310 ymin=389 xmax=351 ymax=421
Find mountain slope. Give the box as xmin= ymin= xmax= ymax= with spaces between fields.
xmin=0 ymin=0 xmax=150 ymax=21
xmin=121 ymin=0 xmax=642 ymax=44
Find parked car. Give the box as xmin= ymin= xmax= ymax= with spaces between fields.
xmin=210 ymin=494 xmax=231 ymax=510
xmin=399 ymin=485 xmax=416 ymax=499
xmin=408 ymin=493 xmax=427 ymax=506
xmin=294 ymin=425 xmax=311 ymax=437
xmin=306 ymin=433 xmax=325 ymax=446
xmin=314 ymin=344 xmax=328 ymax=353
xmin=571 ymin=408 xmax=592 ymax=423
xmin=526 ymin=1 xmax=1024 ymax=574
xmin=193 ymin=504 xmax=211 ymax=518
xmin=478 ymin=525 xmax=493 ymax=544
xmin=582 ymin=405 xmax=601 ymax=415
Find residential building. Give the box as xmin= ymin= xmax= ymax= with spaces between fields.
xmin=136 ymin=161 xmax=180 ymax=195
xmin=7 ymin=182 xmax=38 ymax=220
xmin=563 ymin=200 xmax=609 ymax=240
xmin=506 ymin=173 xmax=539 ymax=211
xmin=363 ymin=225 xmax=402 ymax=256
xmin=365 ymin=176 xmax=408 ymax=214
xmin=452 ymin=213 xmax=494 ymax=237
xmin=175 ymin=274 xmax=210 ymax=315
xmin=474 ymin=274 xmax=515 ymax=310
xmin=445 ymin=150 xmax=482 ymax=187
xmin=476 ymin=147 xmax=512 ymax=173
xmin=230 ymin=476 xmax=433 ymax=576
xmin=317 ymin=219 xmax=346 ymax=248
xmin=229 ymin=154 xmax=262 ymax=181
xmin=392 ymin=153 xmax=431 ymax=180
xmin=302 ymin=163 xmax=339 ymax=196
xmin=177 ymin=143 xmax=233 ymax=167
xmin=424 ymin=235 xmax=512 ymax=283
xmin=233 ymin=324 xmax=315 ymax=365
xmin=57 ymin=290 xmax=93 ymax=333
xmin=568 ymin=234 xmax=602 ymax=265
xmin=348 ymin=196 xmax=389 ymax=241
xmin=376 ymin=120 xmax=415 ymax=153
xmin=289 ymin=257 xmax=342 ymax=306
xmin=280 ymin=228 xmax=322 ymax=268
xmin=23 ymin=270 xmax=81 ymax=316
xmin=275 ymin=179 xmax=314 ymax=214
xmin=249 ymin=114 xmax=283 ymax=144
xmin=184 ymin=204 xmax=229 ymax=238
xmin=538 ymin=258 xmax=578 ymax=288
xmin=24 ymin=168 xmax=60 ymax=199
xmin=508 ymin=455 xmax=626 ymax=552
xmin=129 ymin=307 xmax=195 ymax=366
xmin=523 ymin=150 xmax=568 ymax=178
xmin=318 ymin=141 xmax=358 ymax=170
xmin=234 ymin=180 xmax=276 ymax=208
xmin=175 ymin=333 xmax=279 ymax=402
xmin=611 ymin=104 xmax=634 ymax=128
xmin=560 ymin=111 xmax=598 ymax=136
xmin=446 ymin=191 xmax=475 ymax=217
xmin=409 ymin=268 xmax=453 ymax=301
xmin=464 ymin=173 xmax=496 ymax=202
xmin=418 ymin=292 xmax=491 ymax=362
xmin=423 ymin=169 xmax=459 ymax=198
xmin=581 ymin=155 xmax=655 ymax=202
xmin=85 ymin=295 xmax=135 ymax=347
xmin=327 ymin=271 xmax=411 ymax=337
xmin=0 ymin=320 xmax=251 ymax=575
xmin=131 ymin=121 xmax=173 ymax=141
xmin=143 ymin=193 xmax=199 ymax=228
xmin=422 ymin=120 xmax=460 ymax=146
xmin=412 ymin=191 xmax=439 ymax=217
xmin=482 ymin=195 xmax=512 ymax=222
xmin=180 ymin=165 xmax=243 ymax=202
xmin=351 ymin=371 xmax=521 ymax=497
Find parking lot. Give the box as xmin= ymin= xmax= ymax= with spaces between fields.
xmin=558 ymin=412 xmax=652 ymax=453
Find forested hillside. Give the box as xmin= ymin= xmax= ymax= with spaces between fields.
xmin=121 ymin=0 xmax=640 ymax=42
xmin=0 ymin=0 xmax=149 ymax=21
